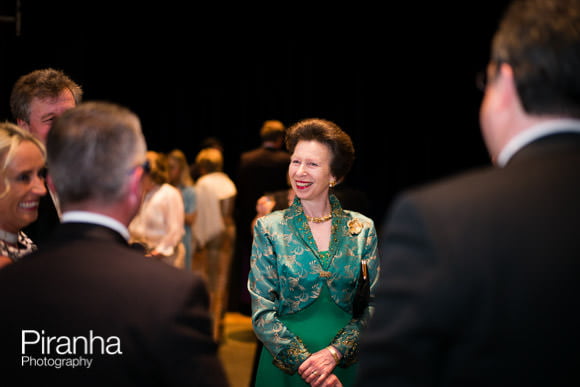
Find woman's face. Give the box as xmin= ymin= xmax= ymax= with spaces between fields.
xmin=288 ymin=140 xmax=336 ymax=202
xmin=167 ymin=157 xmax=180 ymax=185
xmin=0 ymin=141 xmax=47 ymax=233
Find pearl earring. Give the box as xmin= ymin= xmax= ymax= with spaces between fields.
xmin=329 ymin=181 xmax=336 ymax=188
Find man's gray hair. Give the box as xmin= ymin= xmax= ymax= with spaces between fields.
xmin=47 ymin=101 xmax=147 ymax=205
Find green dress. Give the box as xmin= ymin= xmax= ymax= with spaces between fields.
xmin=254 ymin=252 xmax=358 ymax=387
xmin=248 ymin=195 xmax=379 ymax=387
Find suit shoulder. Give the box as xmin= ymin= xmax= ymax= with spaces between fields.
xmin=402 ymin=165 xmax=500 ymax=203
xmin=384 ymin=165 xmax=511 ymax=228
xmin=240 ymin=148 xmax=261 ymax=161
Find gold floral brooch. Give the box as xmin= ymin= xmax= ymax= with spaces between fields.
xmin=348 ymin=219 xmax=363 ymax=235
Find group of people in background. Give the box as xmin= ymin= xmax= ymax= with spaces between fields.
xmin=2 ymin=0 xmax=580 ymax=386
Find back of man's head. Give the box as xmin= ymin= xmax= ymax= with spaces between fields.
xmin=492 ymin=0 xmax=580 ymax=117
xmin=195 ymin=147 xmax=223 ymax=174
xmin=260 ymin=120 xmax=286 ymax=143
xmin=47 ymin=101 xmax=147 ymax=208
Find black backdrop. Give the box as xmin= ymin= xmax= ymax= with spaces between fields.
xmin=0 ymin=1 xmax=510 ymax=226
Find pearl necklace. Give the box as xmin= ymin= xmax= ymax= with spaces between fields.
xmin=305 ymin=213 xmax=332 ymax=223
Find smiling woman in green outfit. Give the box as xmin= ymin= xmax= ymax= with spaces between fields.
xmin=248 ymin=118 xmax=380 ymax=387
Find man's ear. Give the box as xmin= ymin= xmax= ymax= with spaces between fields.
xmin=16 ymin=118 xmax=29 ymax=131
xmin=496 ymin=62 xmax=518 ymax=109
xmin=127 ymin=167 xmax=144 ymax=204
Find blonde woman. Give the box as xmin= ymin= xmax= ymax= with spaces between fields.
xmin=0 ymin=122 xmax=47 ymax=268
xmin=129 ymin=151 xmax=185 ymax=267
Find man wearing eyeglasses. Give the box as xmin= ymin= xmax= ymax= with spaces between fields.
xmin=358 ymin=0 xmax=580 ymax=386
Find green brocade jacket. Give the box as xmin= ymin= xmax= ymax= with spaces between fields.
xmin=248 ymin=194 xmax=380 ymax=374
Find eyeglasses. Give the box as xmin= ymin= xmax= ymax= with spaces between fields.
xmin=475 ymin=70 xmax=488 ymax=92
xmin=475 ymin=60 xmax=506 ymax=92
xmin=141 ymin=160 xmax=151 ymax=174
xmin=128 ymin=159 xmax=150 ymax=175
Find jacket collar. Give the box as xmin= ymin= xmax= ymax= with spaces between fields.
xmin=54 ymin=222 xmax=129 ymax=247
xmin=506 ymin=132 xmax=580 ymax=167
xmin=498 ymin=119 xmax=580 ymax=167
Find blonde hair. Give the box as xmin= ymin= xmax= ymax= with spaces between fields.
xmin=10 ymin=68 xmax=83 ymax=124
xmin=0 ymin=121 xmax=46 ymax=199
xmin=146 ymin=151 xmax=169 ymax=185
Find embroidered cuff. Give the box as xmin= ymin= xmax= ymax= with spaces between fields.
xmin=331 ymin=327 xmax=360 ymax=367
xmin=272 ymin=336 xmax=311 ymax=375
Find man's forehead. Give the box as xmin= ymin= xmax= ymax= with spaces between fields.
xmin=32 ymin=89 xmax=74 ymax=104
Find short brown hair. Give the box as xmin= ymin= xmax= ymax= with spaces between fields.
xmin=285 ymin=118 xmax=355 ymax=182
xmin=10 ymin=68 xmax=83 ymax=123
xmin=260 ymin=120 xmax=285 ymax=142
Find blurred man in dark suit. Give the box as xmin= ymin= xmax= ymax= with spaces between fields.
xmin=233 ymin=120 xmax=291 ymax=314
xmin=0 ymin=101 xmax=227 ymax=386
xmin=358 ymin=0 xmax=580 ymax=385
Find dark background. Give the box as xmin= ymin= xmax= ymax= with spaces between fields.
xmin=0 ymin=1 xmax=510 ymax=226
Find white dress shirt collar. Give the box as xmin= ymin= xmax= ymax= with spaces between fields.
xmin=61 ymin=211 xmax=130 ymax=241
xmin=497 ymin=118 xmax=580 ymax=167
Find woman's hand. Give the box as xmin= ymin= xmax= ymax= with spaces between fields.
xmin=298 ymin=347 xmax=342 ymax=386
xmin=309 ymin=373 xmax=343 ymax=387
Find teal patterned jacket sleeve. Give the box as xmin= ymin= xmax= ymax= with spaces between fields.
xmin=248 ymin=195 xmax=380 ymax=374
